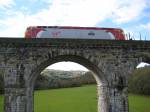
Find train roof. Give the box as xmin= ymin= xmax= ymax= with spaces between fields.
xmin=27 ymin=26 xmax=123 ymax=31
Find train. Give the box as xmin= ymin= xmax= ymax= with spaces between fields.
xmin=25 ymin=26 xmax=126 ymax=40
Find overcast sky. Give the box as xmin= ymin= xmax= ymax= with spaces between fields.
xmin=0 ymin=0 xmax=149 ymax=70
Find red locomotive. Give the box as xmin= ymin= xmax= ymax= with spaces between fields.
xmin=25 ymin=26 xmax=126 ymax=40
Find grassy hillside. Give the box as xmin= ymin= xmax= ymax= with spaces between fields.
xmin=0 ymin=85 xmax=150 ymax=112
xmin=34 ymin=69 xmax=95 ymax=90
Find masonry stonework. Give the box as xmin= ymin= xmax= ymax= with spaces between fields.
xmin=0 ymin=38 xmax=149 ymax=112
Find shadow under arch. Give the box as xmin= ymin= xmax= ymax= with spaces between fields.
xmin=27 ymin=55 xmax=109 ymax=112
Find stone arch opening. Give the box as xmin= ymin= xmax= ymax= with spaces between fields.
xmin=27 ymin=55 xmax=109 ymax=112
xmin=30 ymin=55 xmax=107 ymax=86
xmin=142 ymin=54 xmax=150 ymax=64
xmin=136 ymin=53 xmax=150 ymax=67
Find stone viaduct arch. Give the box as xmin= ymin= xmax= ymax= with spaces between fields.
xmin=0 ymin=38 xmax=149 ymax=112
xmin=29 ymin=55 xmax=108 ymax=112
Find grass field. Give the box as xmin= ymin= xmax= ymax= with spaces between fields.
xmin=34 ymin=85 xmax=96 ymax=112
xmin=0 ymin=96 xmax=3 ymax=112
xmin=129 ymin=94 xmax=150 ymax=112
xmin=0 ymin=85 xmax=150 ymax=112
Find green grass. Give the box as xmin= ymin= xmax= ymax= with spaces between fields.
xmin=0 ymin=85 xmax=150 ymax=112
xmin=34 ymin=85 xmax=97 ymax=112
xmin=129 ymin=94 xmax=150 ymax=112
xmin=0 ymin=96 xmax=3 ymax=112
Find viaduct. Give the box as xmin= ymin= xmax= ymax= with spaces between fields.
xmin=0 ymin=38 xmax=150 ymax=112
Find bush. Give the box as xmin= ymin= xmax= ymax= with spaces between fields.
xmin=128 ymin=67 xmax=150 ymax=95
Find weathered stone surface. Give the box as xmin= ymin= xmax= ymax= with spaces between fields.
xmin=0 ymin=38 xmax=149 ymax=112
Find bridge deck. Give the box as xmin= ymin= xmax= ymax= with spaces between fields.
xmin=0 ymin=38 xmax=150 ymax=49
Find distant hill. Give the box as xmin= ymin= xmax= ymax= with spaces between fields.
xmin=34 ymin=69 xmax=95 ymax=90
xmin=41 ymin=69 xmax=86 ymax=78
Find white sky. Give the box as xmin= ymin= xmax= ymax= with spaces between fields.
xmin=136 ymin=62 xmax=150 ymax=68
xmin=0 ymin=0 xmax=150 ymax=39
xmin=46 ymin=62 xmax=88 ymax=71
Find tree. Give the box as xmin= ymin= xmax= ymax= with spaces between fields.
xmin=128 ymin=67 xmax=150 ymax=95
